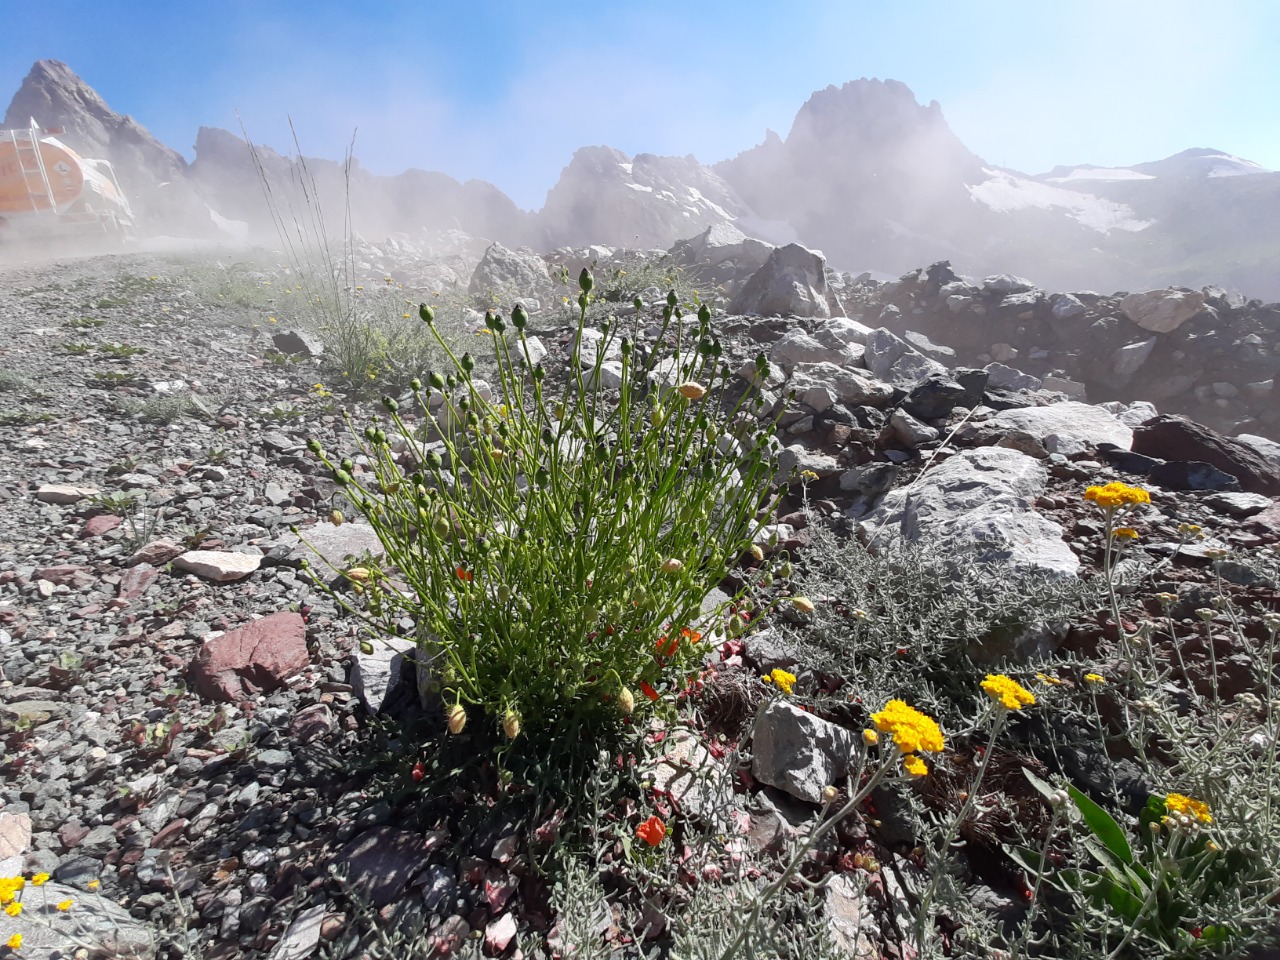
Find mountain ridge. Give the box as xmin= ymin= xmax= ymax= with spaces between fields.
xmin=4 ymin=60 xmax=1278 ymax=298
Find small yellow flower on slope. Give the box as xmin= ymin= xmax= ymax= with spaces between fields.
xmin=1084 ymin=673 xmax=1106 ymax=686
xmin=1165 ymin=792 xmax=1212 ymax=824
xmin=862 ymin=728 xmax=879 ymax=746
xmin=903 ymin=755 xmax=929 ymax=777
xmin=1084 ymin=482 xmax=1150 ymax=510
xmin=766 ymin=669 xmax=796 ymax=694
xmin=870 ymin=700 xmax=945 ymax=755
xmin=1112 ymin=527 xmax=1139 ymax=540
xmin=5 ymin=901 xmax=21 ymax=916
xmin=6 ymin=934 xmax=21 ymax=950
xmin=57 ymin=898 xmax=73 ymax=911
xmin=981 ymin=674 xmax=1036 ymax=711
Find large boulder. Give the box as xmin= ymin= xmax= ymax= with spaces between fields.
xmin=788 ymin=362 xmax=895 ymax=408
xmin=990 ymin=402 xmax=1133 ymax=456
xmin=729 ymin=243 xmax=831 ymax=318
xmin=468 ymin=242 xmax=552 ymax=297
xmin=863 ymin=328 xmax=948 ymax=387
xmin=1120 ymin=289 xmax=1205 ymax=333
xmin=863 ymin=447 xmax=1078 ymax=579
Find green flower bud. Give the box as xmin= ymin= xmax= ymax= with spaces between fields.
xmin=698 ymin=303 xmax=711 ymax=326
xmin=364 ymin=426 xmax=377 ymax=441
xmin=382 ymin=396 xmax=399 ymax=414
xmin=633 ymin=297 xmax=643 ymax=312
xmin=409 ymin=378 xmax=422 ymax=392
xmin=512 ymin=303 xmax=529 ymax=329
xmin=579 ymin=268 xmax=594 ymax=294
xmin=446 ymin=374 xmax=458 ymax=389
xmin=425 ymin=451 xmax=443 ymax=470
xmin=666 ymin=289 xmax=678 ymax=308
xmin=460 ymin=353 xmax=475 ymax=374
xmin=374 ymin=429 xmax=387 ymax=445
xmin=334 ymin=469 xmax=352 ymax=486
xmin=698 ymin=339 xmax=714 ymax=357
xmin=419 ymin=304 xmax=435 ymax=324
xmin=428 ymin=371 xmax=445 ymax=390
xmin=533 ymin=364 xmax=546 ymax=381
xmin=341 ymin=458 xmax=355 ymax=473
xmin=578 ymin=292 xmax=589 ymax=311
xmin=306 ymin=438 xmax=322 ymax=454
xmin=535 ymin=467 xmax=550 ymax=487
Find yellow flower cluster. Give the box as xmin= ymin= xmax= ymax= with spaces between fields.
xmin=762 ymin=669 xmax=797 ymax=694
xmin=981 ymin=674 xmax=1036 ymax=711
xmin=0 ymin=877 xmax=24 ymax=904
xmin=1165 ymin=792 xmax=1212 ymax=824
xmin=1084 ymin=482 xmax=1151 ymax=510
xmin=871 ymin=700 xmax=945 ymax=754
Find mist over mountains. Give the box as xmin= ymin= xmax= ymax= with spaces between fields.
xmin=5 ymin=60 xmax=1278 ymax=298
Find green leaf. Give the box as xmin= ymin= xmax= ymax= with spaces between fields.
xmin=1022 ymin=767 xmax=1060 ymax=805
xmin=1069 ymin=784 xmax=1133 ymax=865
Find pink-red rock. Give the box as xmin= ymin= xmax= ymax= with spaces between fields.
xmin=82 ymin=514 xmax=122 ymax=538
xmin=128 ymin=538 xmax=185 ymax=567
xmin=118 ymin=563 xmax=160 ymax=600
xmin=189 ymin=611 xmax=309 ymax=702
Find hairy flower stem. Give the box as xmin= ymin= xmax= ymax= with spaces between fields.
xmin=913 ymin=708 xmax=1007 ymax=959
xmin=714 ymin=760 xmax=894 ymax=960
xmin=1008 ymin=801 xmax=1067 ymax=960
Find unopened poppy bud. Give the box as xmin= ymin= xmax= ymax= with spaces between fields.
xmin=677 ymin=381 xmax=707 ymax=401
xmin=750 ymin=544 xmax=765 ymax=562
xmin=512 ymin=303 xmax=528 ymax=329
xmin=821 ymin=785 xmax=838 ymax=804
xmin=698 ymin=303 xmax=711 ymax=326
xmin=502 ymin=709 xmax=521 ymax=740
xmin=666 ymin=289 xmax=678 ymax=308
xmin=618 ymin=687 xmax=635 ymax=716
xmin=633 ymin=296 xmax=644 ymax=312
xmin=460 ymin=353 xmax=475 ymax=374
xmin=649 ymin=405 xmax=666 ymax=428
xmin=330 ymin=509 xmax=344 ymax=526
xmin=792 ymin=596 xmax=816 ymax=614
xmin=419 ymin=304 xmax=435 ymax=324
xmin=661 ymin=558 xmax=683 ymax=574
xmin=728 ymin=614 xmax=745 ymax=634
xmin=346 ymin=567 xmax=370 ymax=582
xmin=428 ymin=372 xmax=446 ymax=390
xmin=382 ymin=396 xmax=398 ymax=414
xmin=579 ymin=268 xmax=594 ymax=294
xmin=307 ymin=438 xmax=323 ymax=454
xmin=446 ymin=703 xmax=467 ymax=735
xmin=778 ymin=561 xmax=793 ymax=579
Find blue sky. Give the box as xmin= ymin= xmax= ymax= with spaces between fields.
xmin=4 ymin=1 xmax=1277 ymax=210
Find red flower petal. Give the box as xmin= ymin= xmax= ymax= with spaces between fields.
xmin=636 ymin=815 xmax=666 ymax=847
xmin=640 ymin=681 xmax=659 ymax=702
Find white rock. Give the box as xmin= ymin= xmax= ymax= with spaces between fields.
xmin=991 ymin=401 xmax=1132 ymax=452
xmin=174 ymin=550 xmax=261 ymax=582
xmin=35 ymin=483 xmax=99 ymax=504
xmin=789 ymin=362 xmax=895 ymax=407
xmin=1121 ymin=289 xmax=1205 ymax=333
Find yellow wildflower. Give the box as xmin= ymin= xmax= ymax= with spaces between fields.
xmin=1084 ymin=482 xmax=1150 ymax=510
xmin=1112 ymin=527 xmax=1139 ymax=540
xmin=30 ymin=873 xmax=46 ymax=886
xmin=767 ymin=669 xmax=797 ymax=695
xmin=6 ymin=934 xmax=21 ymax=950
xmin=57 ymin=898 xmax=73 ymax=911
xmin=871 ymin=700 xmax=945 ymax=754
xmin=1084 ymin=673 xmax=1106 ymax=686
xmin=1035 ymin=672 xmax=1063 ymax=687
xmin=1165 ymin=792 xmax=1212 ymax=824
xmin=87 ymin=879 xmax=100 ymax=890
xmin=903 ymin=755 xmax=929 ymax=777
xmin=5 ymin=901 xmax=20 ymax=916
xmin=981 ymin=674 xmax=1036 ymax=711
xmin=862 ymin=728 xmax=879 ymax=746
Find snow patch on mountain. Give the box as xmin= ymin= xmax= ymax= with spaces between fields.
xmin=969 ymin=169 xmax=1153 ymax=233
xmin=1045 ymin=166 xmax=1156 ymax=183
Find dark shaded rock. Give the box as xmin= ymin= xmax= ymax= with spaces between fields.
xmin=902 ymin=373 xmax=968 ymax=420
xmin=1096 ymin=443 xmax=1240 ymax=491
xmin=333 ymin=827 xmax=435 ymax=907
xmin=1132 ymin=415 xmax=1280 ymax=495
xmin=953 ymin=368 xmax=989 ymax=407
xmin=271 ymin=329 xmax=324 ymax=357
xmin=189 ymin=611 xmax=309 ymax=702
